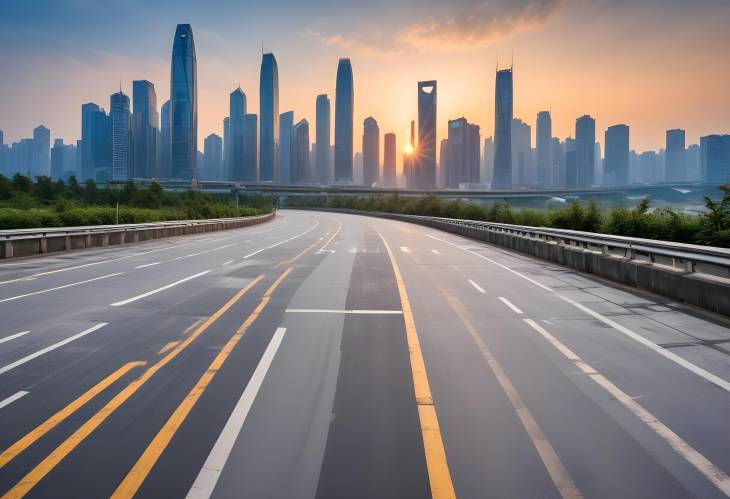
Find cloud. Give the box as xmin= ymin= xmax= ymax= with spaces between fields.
xmin=306 ymin=30 xmax=405 ymax=58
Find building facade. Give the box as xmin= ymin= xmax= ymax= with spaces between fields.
xmin=575 ymin=115 xmax=596 ymax=187
xmin=362 ymin=116 xmax=380 ymax=186
xmin=259 ymin=53 xmax=279 ymax=182
xmin=315 ymin=94 xmax=331 ymax=185
xmin=383 ymin=132 xmax=396 ymax=188
xmin=334 ymin=58 xmax=354 ymax=184
xmin=604 ymin=124 xmax=630 ymax=186
xmin=170 ymin=24 xmax=197 ymax=180
xmin=416 ymin=80 xmax=437 ymax=189
xmin=132 ymin=80 xmax=159 ymax=179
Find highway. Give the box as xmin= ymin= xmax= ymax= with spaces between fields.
xmin=0 ymin=209 xmax=729 ymax=498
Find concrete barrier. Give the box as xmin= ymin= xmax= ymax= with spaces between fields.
xmin=0 ymin=212 xmax=275 ymax=260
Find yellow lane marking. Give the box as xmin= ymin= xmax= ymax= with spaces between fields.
xmin=377 ymin=231 xmax=455 ymax=499
xmin=181 ymin=319 xmax=204 ymax=336
xmin=0 ymin=361 xmax=146 ymax=469
xmin=111 ymin=267 xmax=293 ymax=498
xmin=444 ymin=296 xmax=583 ymax=499
xmin=2 ymin=276 xmax=264 ymax=499
xmin=273 ymin=219 xmax=339 ymax=268
xmin=157 ymin=341 xmax=179 ymax=355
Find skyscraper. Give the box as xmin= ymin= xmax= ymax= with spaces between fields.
xmin=511 ymin=118 xmax=531 ymax=187
xmin=334 ymin=58 xmax=354 ymax=183
xmin=700 ymin=135 xmax=730 ymax=183
xmin=259 ymin=53 xmax=279 ymax=182
xmin=417 ymin=80 xmax=437 ymax=189
xmin=228 ymin=87 xmax=246 ymax=180
xmin=565 ymin=137 xmax=577 ymax=187
xmin=493 ymin=68 xmax=513 ymax=189
xmin=604 ymin=124 xmax=630 ymax=186
xmin=160 ymin=100 xmax=171 ymax=179
xmin=536 ymin=111 xmax=552 ymax=188
xmin=291 ymin=119 xmax=310 ymax=184
xmin=404 ymin=120 xmax=416 ymax=188
xmin=444 ymin=117 xmax=480 ymax=188
xmin=315 ymin=94 xmax=331 ymax=185
xmin=50 ymin=139 xmax=78 ymax=181
xmin=362 ymin=116 xmax=380 ymax=187
xmin=132 ymin=80 xmax=159 ymax=179
xmin=383 ymin=132 xmax=396 ymax=188
xmin=483 ymin=136 xmax=494 ymax=185
xmin=279 ymin=111 xmax=294 ymax=183
xmin=32 ymin=125 xmax=50 ymax=177
xmin=170 ymin=24 xmax=197 ymax=180
xmin=110 ymin=90 xmax=131 ymax=181
xmin=666 ymin=129 xmax=686 ymax=182
xmin=203 ymin=133 xmax=222 ymax=180
xmin=243 ymin=114 xmax=258 ymax=182
xmin=575 ymin=115 xmax=596 ymax=187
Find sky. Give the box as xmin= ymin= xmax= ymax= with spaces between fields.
xmin=1 ymin=0 xmax=729 ymax=167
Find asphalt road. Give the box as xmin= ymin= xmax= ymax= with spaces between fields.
xmin=0 ymin=209 xmax=729 ymax=499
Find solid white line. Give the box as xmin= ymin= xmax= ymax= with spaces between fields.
xmin=135 ymin=262 xmax=161 ymax=269
xmin=0 ymin=273 xmax=124 ymax=304
xmin=221 ymin=260 xmax=233 ymax=266
xmin=285 ymin=309 xmax=403 ymax=315
xmin=243 ymin=220 xmax=320 ymax=259
xmin=559 ymin=295 xmax=730 ymax=393
xmin=524 ymin=318 xmax=730 ymax=496
xmin=0 ymin=331 xmax=30 ymax=344
xmin=110 ymin=271 xmax=210 ymax=307
xmin=0 ymin=391 xmax=29 ymax=409
xmin=0 ymin=323 xmax=108 ymax=375
xmin=186 ymin=327 xmax=287 ymax=499
xmin=431 ymin=249 xmax=441 ymax=255
xmin=468 ymin=279 xmax=486 ymax=294
xmin=499 ymin=297 xmax=523 ymax=314
xmin=400 ymin=246 xmax=411 ymax=253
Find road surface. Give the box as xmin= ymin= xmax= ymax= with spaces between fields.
xmin=0 ymin=209 xmax=729 ymax=498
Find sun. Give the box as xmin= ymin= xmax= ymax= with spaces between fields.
xmin=404 ymin=144 xmax=414 ymax=154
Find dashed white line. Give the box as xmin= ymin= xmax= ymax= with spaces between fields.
xmin=0 ymin=331 xmax=30 ymax=344
xmin=110 ymin=271 xmax=210 ymax=307
xmin=221 ymin=260 xmax=233 ymax=266
xmin=468 ymin=279 xmax=486 ymax=294
xmin=285 ymin=309 xmax=403 ymax=315
xmin=0 ymin=391 xmax=29 ymax=409
xmin=0 ymin=273 xmax=124 ymax=304
xmin=499 ymin=297 xmax=523 ymax=314
xmin=0 ymin=323 xmax=108 ymax=375
xmin=243 ymin=220 xmax=320 ymax=259
xmin=400 ymin=246 xmax=411 ymax=253
xmin=431 ymin=249 xmax=441 ymax=255
xmin=135 ymin=262 xmax=161 ymax=269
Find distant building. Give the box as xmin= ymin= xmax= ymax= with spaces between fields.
xmin=170 ymin=24 xmax=197 ymax=180
xmin=404 ymin=120 xmax=416 ymax=188
xmin=665 ymin=129 xmax=686 ymax=182
xmin=482 ymin=136 xmax=494 ymax=185
xmin=604 ymin=124 xmax=630 ymax=186
xmin=315 ymin=94 xmax=331 ymax=185
xmin=159 ymin=100 xmax=171 ymax=179
xmin=243 ymin=114 xmax=258 ymax=182
xmin=279 ymin=111 xmax=294 ymax=183
xmin=203 ymin=133 xmax=222 ymax=180
xmin=32 ymin=125 xmax=50 ymax=177
xmin=259 ymin=53 xmax=279 ymax=182
xmin=444 ymin=117 xmax=480 ymax=188
xmin=416 ymin=80 xmax=437 ymax=189
xmin=228 ymin=87 xmax=246 ymax=181
xmin=334 ymin=58 xmax=354 ymax=183
xmin=639 ymin=151 xmax=660 ymax=184
xmin=291 ymin=119 xmax=310 ymax=184
xmin=132 ymin=80 xmax=159 ymax=179
xmin=575 ymin=115 xmax=596 ymax=187
xmin=551 ymin=137 xmax=564 ymax=187
xmin=362 ymin=116 xmax=380 ymax=187
xmin=383 ymin=132 xmax=396 ymax=188
xmin=536 ymin=111 xmax=552 ymax=188
xmin=700 ymin=135 xmax=730 ymax=183
xmin=493 ymin=68 xmax=513 ymax=189
xmin=81 ymin=102 xmax=112 ymax=182
xmin=565 ymin=137 xmax=577 ymax=187
xmin=686 ymin=143 xmax=701 ymax=181
xmin=50 ymin=139 xmax=78 ymax=181
xmin=110 ymin=90 xmax=132 ymax=181
xmin=511 ymin=118 xmax=531 ymax=187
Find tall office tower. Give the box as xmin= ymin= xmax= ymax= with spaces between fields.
xmin=416 ymin=80 xmax=437 ymax=189
xmin=536 ymin=111 xmax=552 ymax=187
xmin=482 ymin=136 xmax=494 ymax=185
xmin=80 ymin=103 xmax=112 ymax=182
xmin=110 ymin=90 xmax=132 ymax=181
xmin=383 ymin=132 xmax=396 ymax=188
xmin=575 ymin=115 xmax=596 ymax=187
xmin=686 ymin=144 xmax=701 ymax=181
xmin=227 ymin=87 xmax=246 ymax=180
xmin=243 ymin=114 xmax=258 ymax=182
xmin=81 ymin=103 xmax=100 ymax=180
xmin=404 ymin=120 xmax=416 ymax=188
xmin=279 ymin=111 xmax=294 ymax=183
xmin=551 ymin=137 xmax=564 ymax=187
xmin=700 ymin=135 xmax=730 ymax=183
xmin=362 ymin=116 xmax=380 ymax=186
xmin=132 ymin=80 xmax=159 ymax=179
xmin=604 ymin=124 xmax=630 ymax=186
xmin=222 ymin=117 xmax=230 ymax=179
xmin=160 ymin=100 xmax=171 ymax=179
xmin=315 ymin=94 xmax=331 ymax=185
xmin=260 ymin=53 xmax=279 ymax=181
xmin=203 ymin=133 xmax=222 ymax=180
xmin=291 ymin=119 xmax=310 ymax=184
xmin=51 ymin=139 xmax=64 ymax=180
xmin=640 ymin=151 xmax=660 ymax=183
xmin=444 ymin=117 xmax=480 ymax=188
xmin=665 ymin=129 xmax=686 ymax=182
xmin=51 ymin=139 xmax=78 ymax=181
xmin=334 ymin=58 xmax=354 ymax=183
xmin=565 ymin=137 xmax=577 ymax=187
xmin=493 ymin=68 xmax=513 ymax=189
xmin=0 ymin=130 xmax=5 ymax=176
xmin=170 ymin=24 xmax=197 ymax=180
xmin=511 ymin=118 xmax=531 ymax=187
xmin=31 ymin=125 xmax=50 ymax=177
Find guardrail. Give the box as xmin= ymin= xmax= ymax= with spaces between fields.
xmin=0 ymin=212 xmax=275 ymax=260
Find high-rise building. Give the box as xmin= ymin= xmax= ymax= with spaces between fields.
xmin=640 ymin=151 xmax=660 ymax=184
xmin=700 ymin=135 xmax=730 ymax=183
xmin=482 ymin=136 xmax=494 ymax=185
xmin=511 ymin=118 xmax=531 ymax=187
xmin=170 ymin=24 xmax=197 ymax=180
xmin=279 ymin=111 xmax=294 ymax=183
xmin=551 ymin=137 xmax=564 ymax=187
xmin=665 ymin=129 xmax=686 ymax=182
xmin=315 ymin=94 xmax=331 ymax=185
xmin=536 ymin=111 xmax=552 ymax=188
xmin=362 ymin=116 xmax=380 ymax=187
xmin=291 ymin=119 xmax=310 ymax=184
xmin=132 ymin=80 xmax=159 ymax=179
xmin=81 ymin=103 xmax=99 ymax=181
xmin=493 ymin=68 xmax=513 ymax=189
xmin=444 ymin=117 xmax=480 ymax=188
xmin=604 ymin=124 xmax=630 ymax=186
xmin=383 ymin=132 xmax=396 ymax=188
xmin=334 ymin=58 xmax=354 ymax=183
xmin=160 ymin=100 xmax=171 ymax=179
xmin=686 ymin=143 xmax=701 ymax=181
xmin=260 ymin=53 xmax=279 ymax=182
xmin=227 ymin=87 xmax=246 ymax=180
xmin=565 ymin=137 xmax=577 ymax=187
xmin=80 ymin=103 xmax=112 ymax=182
xmin=32 ymin=125 xmax=50 ymax=177
xmin=50 ymin=139 xmax=78 ymax=181
xmin=416 ymin=80 xmax=437 ymax=189
xmin=404 ymin=120 xmax=416 ymax=188
xmin=110 ymin=90 xmax=132 ymax=181
xmin=243 ymin=114 xmax=258 ymax=182
xmin=202 ymin=134 xmax=222 ymax=180
xmin=575 ymin=115 xmax=596 ymax=187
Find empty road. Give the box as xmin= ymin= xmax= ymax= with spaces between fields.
xmin=0 ymin=209 xmax=729 ymax=498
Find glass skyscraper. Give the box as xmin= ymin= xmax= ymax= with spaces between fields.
xmin=493 ymin=68 xmax=513 ymax=189
xmin=132 ymin=80 xmax=159 ymax=179
xmin=417 ymin=80 xmax=437 ymax=189
xmin=383 ymin=132 xmax=396 ymax=188
xmin=170 ymin=24 xmax=197 ymax=181
xmin=110 ymin=90 xmax=131 ymax=181
xmin=536 ymin=111 xmax=552 ymax=188
xmin=279 ymin=111 xmax=294 ymax=183
xmin=604 ymin=124 xmax=630 ymax=186
xmin=575 ymin=115 xmax=596 ymax=187
xmin=334 ymin=58 xmax=354 ymax=184
xmin=228 ymin=87 xmax=246 ymax=181
xmin=362 ymin=116 xmax=380 ymax=187
xmin=160 ymin=100 xmax=171 ymax=179
xmin=259 ymin=53 xmax=279 ymax=182
xmin=665 ymin=129 xmax=686 ymax=182
xmin=243 ymin=114 xmax=258 ymax=182
xmin=315 ymin=94 xmax=331 ymax=185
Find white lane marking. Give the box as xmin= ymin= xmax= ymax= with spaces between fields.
xmin=559 ymin=295 xmax=730 ymax=393
xmin=186 ymin=327 xmax=287 ymax=499
xmin=318 ymin=221 xmax=343 ymax=253
xmin=285 ymin=309 xmax=403 ymax=315
xmin=424 ymin=233 xmax=553 ymax=292
xmin=431 ymin=249 xmax=441 ymax=255
xmin=400 ymin=246 xmax=411 ymax=253
xmin=110 ymin=271 xmax=210 ymax=307
xmin=221 ymin=260 xmax=233 ymax=266
xmin=0 ymin=273 xmax=124 ymax=304
xmin=0 ymin=331 xmax=30 ymax=344
xmin=0 ymin=323 xmax=108 ymax=375
xmin=524 ymin=318 xmax=730 ymax=496
xmin=135 ymin=262 xmax=161 ymax=269
xmin=468 ymin=279 xmax=486 ymax=294
xmin=0 ymin=391 xmax=29 ymax=409
xmin=243 ymin=220 xmax=320 ymax=259
xmin=499 ymin=297 xmax=523 ymax=314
